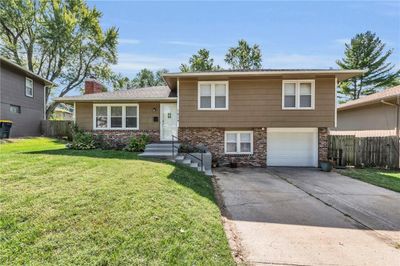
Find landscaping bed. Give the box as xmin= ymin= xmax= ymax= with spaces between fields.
xmin=0 ymin=138 xmax=234 ymax=265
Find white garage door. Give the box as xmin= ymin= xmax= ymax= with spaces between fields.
xmin=267 ymin=128 xmax=318 ymax=167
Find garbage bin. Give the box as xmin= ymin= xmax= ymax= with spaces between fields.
xmin=0 ymin=120 xmax=13 ymax=139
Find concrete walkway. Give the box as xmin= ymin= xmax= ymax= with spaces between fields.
xmin=215 ymin=167 xmax=400 ymax=266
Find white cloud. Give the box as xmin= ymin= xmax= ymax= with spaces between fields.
xmin=113 ymin=53 xmax=186 ymax=75
xmin=264 ymin=53 xmax=338 ymax=69
xmin=118 ymin=38 xmax=141 ymax=45
xmin=113 ymin=52 xmax=341 ymax=76
xmin=334 ymin=38 xmax=350 ymax=45
xmin=163 ymin=40 xmax=226 ymax=47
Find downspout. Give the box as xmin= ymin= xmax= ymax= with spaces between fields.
xmin=398 ymin=96 xmax=400 ymax=169
xmin=73 ymin=102 xmax=76 ymax=124
xmin=177 ymin=78 xmax=180 ymax=128
xmin=381 ymin=98 xmax=400 ymax=168
xmin=43 ymin=86 xmax=47 ymax=120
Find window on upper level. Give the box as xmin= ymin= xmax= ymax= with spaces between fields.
xmin=198 ymin=81 xmax=228 ymax=110
xmin=25 ymin=77 xmax=33 ymax=97
xmin=282 ymin=80 xmax=315 ymax=110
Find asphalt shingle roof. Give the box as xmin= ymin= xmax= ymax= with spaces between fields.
xmin=338 ymin=85 xmax=400 ymax=110
xmin=55 ymin=86 xmax=175 ymax=101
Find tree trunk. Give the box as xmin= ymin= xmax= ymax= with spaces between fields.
xmin=46 ymin=102 xmax=57 ymax=120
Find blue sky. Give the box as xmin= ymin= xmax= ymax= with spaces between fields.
xmin=88 ymin=1 xmax=400 ymax=77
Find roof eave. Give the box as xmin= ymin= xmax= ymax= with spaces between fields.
xmin=163 ymin=69 xmax=366 ymax=78
xmin=338 ymin=95 xmax=399 ymax=111
xmin=54 ymin=97 xmax=178 ymax=103
xmin=1 ymin=56 xmax=56 ymax=86
xmin=163 ymin=69 xmax=366 ymax=87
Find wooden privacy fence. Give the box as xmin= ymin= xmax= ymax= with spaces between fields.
xmin=329 ymin=135 xmax=399 ymax=168
xmin=41 ymin=120 xmax=73 ymax=139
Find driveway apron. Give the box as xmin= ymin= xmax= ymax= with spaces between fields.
xmin=215 ymin=167 xmax=400 ymax=266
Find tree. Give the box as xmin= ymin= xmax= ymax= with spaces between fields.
xmin=225 ymin=39 xmax=262 ymax=70
xmin=336 ymin=31 xmax=400 ymax=100
xmin=155 ymin=69 xmax=169 ymax=85
xmin=0 ymin=0 xmax=118 ymax=117
xmin=131 ymin=68 xmax=168 ymax=88
xmin=180 ymin=49 xmax=220 ymax=72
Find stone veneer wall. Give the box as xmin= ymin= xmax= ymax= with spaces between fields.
xmin=318 ymin=127 xmax=329 ymax=162
xmin=92 ymin=130 xmax=159 ymax=149
xmin=178 ymin=127 xmax=267 ymax=167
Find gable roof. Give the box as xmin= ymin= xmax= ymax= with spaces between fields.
xmin=338 ymin=85 xmax=400 ymax=111
xmin=0 ymin=56 xmax=55 ymax=86
xmin=163 ymin=69 xmax=366 ymax=89
xmin=54 ymin=86 xmax=176 ymax=103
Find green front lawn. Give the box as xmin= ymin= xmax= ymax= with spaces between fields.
xmin=339 ymin=168 xmax=400 ymax=193
xmin=0 ymin=138 xmax=234 ymax=265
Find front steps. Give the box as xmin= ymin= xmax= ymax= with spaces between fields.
xmin=139 ymin=142 xmax=212 ymax=176
xmin=139 ymin=143 xmax=178 ymax=159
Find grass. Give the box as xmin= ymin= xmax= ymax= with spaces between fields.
xmin=338 ymin=168 xmax=400 ymax=193
xmin=0 ymin=138 xmax=234 ymax=265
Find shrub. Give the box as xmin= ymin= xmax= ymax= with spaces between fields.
xmin=69 ymin=126 xmax=96 ymax=150
xmin=124 ymin=134 xmax=151 ymax=152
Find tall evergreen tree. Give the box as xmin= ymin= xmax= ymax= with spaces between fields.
xmin=336 ymin=31 xmax=400 ymax=100
xmin=180 ymin=49 xmax=220 ymax=72
xmin=225 ymin=39 xmax=262 ymax=70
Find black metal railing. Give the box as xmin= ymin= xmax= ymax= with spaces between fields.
xmin=172 ymin=135 xmax=206 ymax=171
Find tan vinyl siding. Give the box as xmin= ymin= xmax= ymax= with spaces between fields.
xmin=179 ymin=77 xmax=336 ymax=128
xmin=335 ymin=102 xmax=398 ymax=131
xmin=75 ymin=102 xmax=162 ymax=131
xmin=138 ymin=102 xmax=160 ymax=130
xmin=75 ymin=102 xmax=93 ymax=130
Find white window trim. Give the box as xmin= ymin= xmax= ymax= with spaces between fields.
xmin=198 ymin=81 xmax=229 ymax=110
xmin=282 ymin=80 xmax=315 ymax=110
xmin=224 ymin=131 xmax=253 ymax=155
xmin=93 ymin=103 xmax=139 ymax=130
xmin=25 ymin=77 xmax=34 ymax=97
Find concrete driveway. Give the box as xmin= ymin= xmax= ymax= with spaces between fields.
xmin=215 ymin=167 xmax=400 ymax=266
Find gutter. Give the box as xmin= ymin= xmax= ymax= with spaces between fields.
xmin=163 ymin=69 xmax=366 ymax=77
xmin=381 ymin=99 xmax=400 ymax=168
xmin=54 ymin=97 xmax=178 ymax=103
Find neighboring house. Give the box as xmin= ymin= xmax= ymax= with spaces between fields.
xmin=56 ymin=69 xmax=363 ymax=167
xmin=331 ymin=85 xmax=400 ymax=137
xmin=0 ymin=56 xmax=54 ymax=137
xmin=52 ymin=104 xmax=74 ymax=120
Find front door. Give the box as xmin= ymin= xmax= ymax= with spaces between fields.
xmin=160 ymin=103 xmax=178 ymax=141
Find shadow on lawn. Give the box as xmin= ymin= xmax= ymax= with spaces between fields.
xmin=25 ymin=148 xmax=216 ymax=202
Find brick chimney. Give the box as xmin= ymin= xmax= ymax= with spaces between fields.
xmin=84 ymin=76 xmax=103 ymax=94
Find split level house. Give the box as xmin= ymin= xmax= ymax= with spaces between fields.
xmin=0 ymin=56 xmax=54 ymax=137
xmin=56 ymin=69 xmax=364 ymax=167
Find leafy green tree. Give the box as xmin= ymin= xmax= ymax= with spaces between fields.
xmin=108 ymin=73 xmax=131 ymax=91
xmin=131 ymin=68 xmax=168 ymax=88
xmin=336 ymin=31 xmax=400 ymax=100
xmin=0 ymin=0 xmax=118 ymax=117
xmin=155 ymin=68 xmax=169 ymax=85
xmin=180 ymin=49 xmax=220 ymax=72
xmin=225 ymin=39 xmax=262 ymax=70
